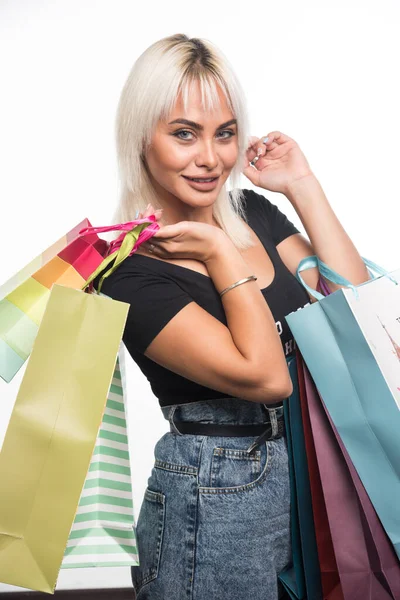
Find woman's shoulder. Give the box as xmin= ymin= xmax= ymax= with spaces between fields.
xmin=92 ymin=253 xmax=163 ymax=295
xmin=237 ymin=187 xmax=274 ymax=223
xmin=238 ymin=187 xmax=299 ymax=245
xmin=239 ymin=187 xmax=272 ymax=210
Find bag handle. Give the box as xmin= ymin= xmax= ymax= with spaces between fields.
xmin=79 ymin=217 xmax=159 ymax=294
xmin=296 ymin=255 xmax=398 ymax=301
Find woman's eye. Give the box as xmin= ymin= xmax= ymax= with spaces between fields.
xmin=217 ymin=130 xmax=235 ymax=139
xmin=175 ymin=130 xmax=193 ymax=140
xmin=173 ymin=130 xmax=235 ymax=141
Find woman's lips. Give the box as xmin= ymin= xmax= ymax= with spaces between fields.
xmin=182 ymin=175 xmax=220 ymax=190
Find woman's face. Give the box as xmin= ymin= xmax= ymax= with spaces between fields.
xmin=144 ymin=80 xmax=239 ymax=216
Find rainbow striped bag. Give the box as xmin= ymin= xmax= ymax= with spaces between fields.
xmin=0 ymin=218 xmax=108 ymax=383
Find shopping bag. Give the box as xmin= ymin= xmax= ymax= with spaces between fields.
xmin=296 ymin=356 xmax=343 ymax=600
xmin=300 ymin=356 xmax=400 ymax=598
xmin=61 ymin=344 xmax=138 ymax=569
xmin=279 ymin=360 xmax=306 ymax=600
xmin=304 ymin=277 xmax=400 ymax=598
xmin=59 ymin=216 xmax=160 ymax=569
xmin=285 ymin=256 xmax=400 ymax=559
xmin=0 ymin=284 xmax=129 ymax=593
xmin=278 ymin=355 xmax=323 ymax=600
xmin=0 ymin=218 xmax=108 ymax=382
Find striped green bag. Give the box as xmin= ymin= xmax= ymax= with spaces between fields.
xmin=61 ymin=344 xmax=139 ymax=569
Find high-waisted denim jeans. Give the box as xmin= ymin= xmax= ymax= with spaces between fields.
xmin=131 ymin=357 xmax=295 ymax=600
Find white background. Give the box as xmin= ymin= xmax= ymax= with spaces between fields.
xmin=0 ymin=0 xmax=399 ymax=593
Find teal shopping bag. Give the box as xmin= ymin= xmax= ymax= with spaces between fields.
xmin=285 ymin=256 xmax=400 ymax=559
xmin=278 ymin=356 xmax=323 ymax=600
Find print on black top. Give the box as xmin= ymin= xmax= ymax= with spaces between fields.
xmin=93 ymin=189 xmax=311 ymax=407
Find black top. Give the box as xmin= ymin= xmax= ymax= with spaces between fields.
xmin=94 ymin=189 xmax=310 ymax=407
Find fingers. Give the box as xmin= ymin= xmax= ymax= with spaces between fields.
xmin=145 ymin=203 xmax=158 ymax=217
xmin=248 ymin=131 xmax=289 ymax=162
xmin=136 ymin=203 xmax=163 ymax=221
xmin=135 ymin=204 xmax=164 ymax=255
xmin=251 ymin=134 xmax=274 ymax=157
xmin=136 ymin=203 xmax=164 ymax=254
xmin=246 ymin=135 xmax=262 ymax=163
xmin=141 ymin=203 xmax=153 ymax=218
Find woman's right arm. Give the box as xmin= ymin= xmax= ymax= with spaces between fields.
xmin=205 ymin=237 xmax=293 ymax=400
xmin=143 ymin=236 xmax=292 ymax=405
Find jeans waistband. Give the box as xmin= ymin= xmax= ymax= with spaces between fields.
xmin=161 ymin=397 xmax=285 ymax=454
xmin=161 ymin=397 xmax=283 ymax=426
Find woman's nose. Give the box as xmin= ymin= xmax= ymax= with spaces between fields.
xmin=195 ymin=142 xmax=219 ymax=167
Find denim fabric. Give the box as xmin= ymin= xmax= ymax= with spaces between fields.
xmin=131 ymin=360 xmax=296 ymax=600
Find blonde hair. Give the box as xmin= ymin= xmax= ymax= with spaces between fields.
xmin=112 ymin=33 xmax=255 ymax=250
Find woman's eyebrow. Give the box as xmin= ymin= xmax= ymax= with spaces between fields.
xmin=168 ymin=118 xmax=237 ymax=131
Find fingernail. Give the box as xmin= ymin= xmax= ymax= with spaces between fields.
xmin=135 ymin=210 xmax=139 ymax=218
xmin=262 ymin=136 xmax=269 ymax=144
xmin=257 ymin=147 xmax=263 ymax=156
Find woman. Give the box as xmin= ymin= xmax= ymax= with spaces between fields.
xmin=95 ymin=33 xmax=369 ymax=599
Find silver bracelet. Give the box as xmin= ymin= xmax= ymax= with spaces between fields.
xmin=219 ymin=275 xmax=258 ymax=297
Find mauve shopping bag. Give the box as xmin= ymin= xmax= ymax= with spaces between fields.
xmin=301 ymin=359 xmax=400 ymax=598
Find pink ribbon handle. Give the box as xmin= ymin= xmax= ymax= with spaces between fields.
xmin=78 ymin=216 xmax=160 ymax=258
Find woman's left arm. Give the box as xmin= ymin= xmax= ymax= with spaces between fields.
xmin=243 ymin=132 xmax=370 ymax=296
xmin=278 ymin=173 xmax=370 ymax=294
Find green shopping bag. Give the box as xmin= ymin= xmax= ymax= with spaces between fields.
xmin=0 ymin=285 xmax=131 ymax=593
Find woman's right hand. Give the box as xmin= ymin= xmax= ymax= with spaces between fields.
xmin=136 ymin=203 xmax=227 ymax=264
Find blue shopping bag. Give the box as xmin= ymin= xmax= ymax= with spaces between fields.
xmin=278 ymin=356 xmax=323 ymax=600
xmin=285 ymin=256 xmax=400 ymax=559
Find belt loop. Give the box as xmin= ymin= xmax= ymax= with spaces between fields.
xmin=168 ymin=405 xmax=183 ymax=436
xmin=265 ymin=407 xmax=279 ymax=437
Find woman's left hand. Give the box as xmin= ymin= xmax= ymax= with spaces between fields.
xmin=242 ymin=131 xmax=314 ymax=195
